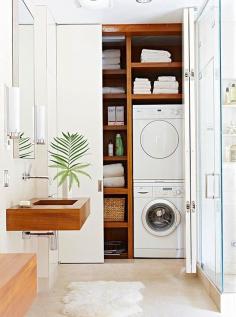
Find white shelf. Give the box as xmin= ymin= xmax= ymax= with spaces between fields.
xmin=223 ymin=134 xmax=236 ymax=137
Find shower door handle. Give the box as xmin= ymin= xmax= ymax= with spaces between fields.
xmin=186 ymin=201 xmax=191 ymax=212
xmin=205 ymin=173 xmax=220 ymax=199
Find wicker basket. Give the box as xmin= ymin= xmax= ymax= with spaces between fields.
xmin=104 ymin=198 xmax=125 ymax=222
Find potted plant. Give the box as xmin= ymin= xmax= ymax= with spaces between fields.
xmin=49 ymin=132 xmax=91 ymax=197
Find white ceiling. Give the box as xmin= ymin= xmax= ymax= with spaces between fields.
xmin=26 ymin=0 xmax=206 ymax=24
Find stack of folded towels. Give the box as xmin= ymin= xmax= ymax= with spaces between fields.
xmin=141 ymin=49 xmax=172 ymax=63
xmin=153 ymin=76 xmax=179 ymax=94
xmin=103 ymin=49 xmax=121 ymax=70
xmin=103 ymin=87 xmax=125 ymax=94
xmin=133 ymin=78 xmax=151 ymax=94
xmin=103 ymin=163 xmax=125 ymax=188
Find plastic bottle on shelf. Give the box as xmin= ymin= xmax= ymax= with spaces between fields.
xmin=230 ymin=84 xmax=236 ymax=103
xmin=108 ymin=140 xmax=114 ymax=157
xmin=115 ymin=134 xmax=124 ymax=156
xmin=225 ymin=87 xmax=230 ymax=104
xmin=225 ymin=146 xmax=231 ymax=162
xmin=230 ymin=144 xmax=236 ymax=162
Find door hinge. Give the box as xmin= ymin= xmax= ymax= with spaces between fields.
xmin=191 ymin=201 xmax=196 ymax=212
xmin=185 ymin=70 xmax=195 ymax=79
xmin=199 ymin=72 xmax=202 ymax=80
xmin=186 ymin=201 xmax=191 ymax=212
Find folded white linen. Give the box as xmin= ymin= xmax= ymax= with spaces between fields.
xmin=103 ymin=163 xmax=124 ymax=178
xmin=103 ymin=176 xmax=125 ymax=188
xmin=103 ymin=87 xmax=125 ymax=94
xmin=133 ymin=82 xmax=151 ymax=86
xmin=133 ymin=90 xmax=151 ymax=94
xmin=154 ymin=81 xmax=179 ymax=89
xmin=158 ymin=76 xmax=176 ymax=82
xmin=153 ymin=88 xmax=178 ymax=94
xmin=103 ymin=57 xmax=120 ymax=65
xmin=103 ymin=64 xmax=121 ymax=70
xmin=141 ymin=49 xmax=171 ymax=58
xmin=103 ymin=49 xmax=121 ymax=58
xmin=134 ymin=78 xmax=150 ymax=82
xmin=133 ymin=85 xmax=151 ymax=90
xmin=141 ymin=57 xmax=172 ymax=63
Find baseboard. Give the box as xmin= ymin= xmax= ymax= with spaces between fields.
xmin=197 ymin=264 xmax=236 ymax=316
xmin=197 ymin=264 xmax=221 ymax=311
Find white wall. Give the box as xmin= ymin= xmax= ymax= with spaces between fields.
xmin=56 ymin=25 xmax=104 ymax=263
xmin=0 ymin=0 xmax=37 ymax=253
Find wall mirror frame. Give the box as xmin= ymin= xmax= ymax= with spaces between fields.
xmin=12 ymin=0 xmax=36 ymax=159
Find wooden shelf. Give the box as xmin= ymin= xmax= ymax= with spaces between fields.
xmin=132 ymin=93 xmax=183 ymax=100
xmin=103 ymin=93 xmax=127 ymax=100
xmin=131 ymin=62 xmax=182 ymax=70
xmin=105 ymin=253 xmax=128 ymax=259
xmin=103 ymin=125 xmax=127 ymax=131
xmin=104 ymin=222 xmax=128 ymax=228
xmin=104 ymin=188 xmax=128 ymax=195
xmin=103 ymin=69 xmax=126 ymax=76
xmin=104 ymin=156 xmax=127 ymax=161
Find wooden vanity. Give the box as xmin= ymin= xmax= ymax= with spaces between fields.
xmin=6 ymin=198 xmax=90 ymax=231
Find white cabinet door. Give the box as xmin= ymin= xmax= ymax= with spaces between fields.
xmin=57 ymin=25 xmax=104 ymax=263
xmin=183 ymin=8 xmax=197 ymax=273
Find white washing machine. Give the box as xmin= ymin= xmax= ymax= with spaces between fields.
xmin=133 ymin=104 xmax=183 ymax=181
xmin=134 ymin=181 xmax=185 ymax=258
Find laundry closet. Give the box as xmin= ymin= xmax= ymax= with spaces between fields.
xmin=55 ymin=11 xmax=196 ymax=274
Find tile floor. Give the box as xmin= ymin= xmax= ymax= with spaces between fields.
xmin=27 ymin=259 xmax=221 ymax=317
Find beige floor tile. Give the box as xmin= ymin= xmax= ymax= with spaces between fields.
xmin=26 ymin=259 xmax=221 ymax=317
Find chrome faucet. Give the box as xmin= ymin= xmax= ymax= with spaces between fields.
xmin=22 ymin=173 xmax=50 ymax=181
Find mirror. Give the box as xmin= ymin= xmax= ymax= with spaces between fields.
xmin=13 ymin=0 xmax=35 ymax=159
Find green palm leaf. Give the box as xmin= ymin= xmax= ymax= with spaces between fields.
xmin=19 ymin=133 xmax=34 ymax=159
xmin=49 ymin=132 xmax=91 ymax=189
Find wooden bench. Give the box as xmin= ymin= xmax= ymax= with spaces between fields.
xmin=0 ymin=253 xmax=37 ymax=317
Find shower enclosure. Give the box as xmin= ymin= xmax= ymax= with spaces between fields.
xmin=196 ymin=0 xmax=236 ymax=294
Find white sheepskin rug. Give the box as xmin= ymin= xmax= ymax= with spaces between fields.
xmin=62 ymin=281 xmax=144 ymax=317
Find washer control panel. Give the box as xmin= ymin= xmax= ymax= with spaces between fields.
xmin=153 ymin=185 xmax=184 ymax=198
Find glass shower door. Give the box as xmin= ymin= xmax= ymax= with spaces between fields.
xmin=196 ymin=0 xmax=223 ymax=291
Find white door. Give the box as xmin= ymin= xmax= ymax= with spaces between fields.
xmin=56 ymin=25 xmax=104 ymax=263
xmin=183 ymin=8 xmax=197 ymax=273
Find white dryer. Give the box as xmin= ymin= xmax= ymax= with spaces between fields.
xmin=134 ymin=181 xmax=185 ymax=258
xmin=133 ymin=104 xmax=183 ymax=181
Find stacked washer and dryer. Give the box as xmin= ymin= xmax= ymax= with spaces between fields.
xmin=133 ymin=104 xmax=185 ymax=258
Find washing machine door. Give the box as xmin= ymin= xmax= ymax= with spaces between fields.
xmin=142 ymin=199 xmax=181 ymax=236
xmin=140 ymin=120 xmax=179 ymax=159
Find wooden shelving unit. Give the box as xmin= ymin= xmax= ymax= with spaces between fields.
xmin=103 ymin=156 xmax=127 ymax=161
xmin=132 ymin=94 xmax=183 ymax=100
xmin=103 ymin=125 xmax=127 ymax=131
xmin=131 ymin=62 xmax=182 ymax=70
xmin=102 ymin=23 xmax=183 ymax=259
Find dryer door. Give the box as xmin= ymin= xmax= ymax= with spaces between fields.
xmin=140 ymin=120 xmax=179 ymax=159
xmin=142 ymin=199 xmax=181 ymax=237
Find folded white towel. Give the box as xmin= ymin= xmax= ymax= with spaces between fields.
xmin=103 ymin=57 xmax=120 ymax=65
xmin=153 ymin=88 xmax=178 ymax=94
xmin=134 ymin=78 xmax=150 ymax=82
xmin=134 ymin=85 xmax=151 ymax=90
xmin=134 ymin=82 xmax=151 ymax=86
xmin=103 ymin=176 xmax=125 ymax=188
xmin=154 ymin=81 xmax=179 ymax=89
xmin=158 ymin=76 xmax=176 ymax=82
xmin=103 ymin=87 xmax=125 ymax=94
xmin=141 ymin=57 xmax=172 ymax=63
xmin=133 ymin=90 xmax=151 ymax=94
xmin=103 ymin=163 xmax=124 ymax=178
xmin=141 ymin=49 xmax=171 ymax=58
xmin=103 ymin=49 xmax=121 ymax=58
xmin=103 ymin=64 xmax=121 ymax=70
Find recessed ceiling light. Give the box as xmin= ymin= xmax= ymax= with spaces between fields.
xmin=136 ymin=0 xmax=152 ymax=3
